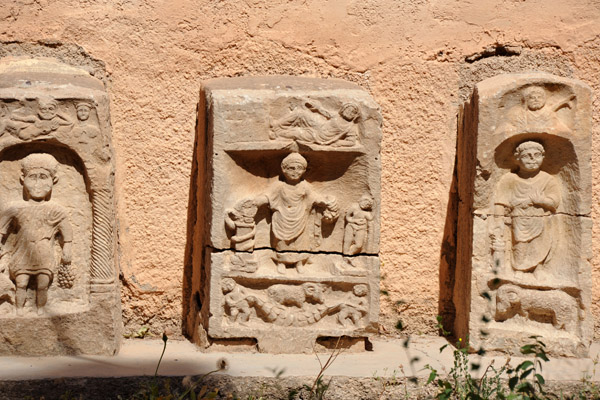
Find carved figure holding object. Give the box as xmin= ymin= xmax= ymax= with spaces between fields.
xmin=492 ymin=141 xmax=560 ymax=273
xmin=225 ymin=198 xmax=258 ymax=252
xmin=254 ymin=153 xmax=338 ymax=274
xmin=0 ymin=154 xmax=73 ymax=316
xmin=495 ymin=284 xmax=579 ymax=334
xmin=270 ymin=100 xmax=360 ymax=147
xmin=343 ymin=194 xmax=374 ymax=255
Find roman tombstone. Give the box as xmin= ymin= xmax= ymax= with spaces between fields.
xmin=454 ymin=73 xmax=592 ymax=357
xmin=0 ymin=58 xmax=121 ymax=355
xmin=187 ymin=77 xmax=382 ymax=353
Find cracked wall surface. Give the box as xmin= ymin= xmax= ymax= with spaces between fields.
xmin=1 ymin=0 xmax=600 ymax=340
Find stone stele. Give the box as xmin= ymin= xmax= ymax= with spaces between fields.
xmin=454 ymin=73 xmax=592 ymax=357
xmin=0 ymin=58 xmax=121 ymax=356
xmin=186 ymin=77 xmax=382 ymax=353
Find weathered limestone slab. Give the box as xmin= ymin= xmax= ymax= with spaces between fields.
xmin=454 ymin=73 xmax=592 ymax=357
xmin=188 ymin=77 xmax=382 ymax=353
xmin=0 ymin=58 xmax=121 ymax=355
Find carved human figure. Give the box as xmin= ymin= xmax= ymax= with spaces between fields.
xmin=12 ymin=97 xmax=73 ymax=140
xmin=222 ymin=278 xmax=252 ymax=323
xmin=337 ymin=284 xmax=368 ymax=328
xmin=253 ymin=153 xmax=338 ymax=274
xmin=72 ymin=101 xmax=100 ymax=144
xmin=343 ymin=194 xmax=374 ymax=255
xmin=270 ymin=100 xmax=360 ymax=147
xmin=491 ymin=141 xmax=560 ymax=273
xmin=501 ymin=85 xmax=573 ymax=135
xmin=0 ymin=154 xmax=73 ymax=315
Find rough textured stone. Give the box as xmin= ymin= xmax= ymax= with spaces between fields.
xmin=455 ymin=73 xmax=592 ymax=357
xmin=0 ymin=57 xmax=121 ymax=355
xmin=187 ymin=77 xmax=381 ymax=353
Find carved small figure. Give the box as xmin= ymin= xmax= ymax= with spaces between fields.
xmin=501 ymin=85 xmax=573 ymax=135
xmin=495 ymin=284 xmax=579 ymax=334
xmin=73 ymin=101 xmax=100 ymax=144
xmin=270 ymin=100 xmax=360 ymax=147
xmin=338 ymin=284 xmax=368 ymax=328
xmin=492 ymin=141 xmax=560 ymax=272
xmin=222 ymin=278 xmax=252 ymax=323
xmin=0 ymin=154 xmax=73 ymax=315
xmin=343 ymin=194 xmax=374 ymax=255
xmin=12 ymin=97 xmax=73 ymax=140
xmin=254 ymin=153 xmax=338 ymax=274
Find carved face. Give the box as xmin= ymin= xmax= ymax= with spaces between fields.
xmin=516 ymin=147 xmax=544 ymax=172
xmin=340 ymin=104 xmax=359 ymax=121
xmin=76 ymin=105 xmax=91 ymax=121
xmin=524 ymin=88 xmax=546 ymax=111
xmin=282 ymin=162 xmax=306 ymax=183
xmin=23 ymin=168 xmax=54 ymax=200
xmin=353 ymin=284 xmax=368 ymax=297
xmin=38 ymin=101 xmax=57 ymax=120
xmin=222 ymin=278 xmax=236 ymax=294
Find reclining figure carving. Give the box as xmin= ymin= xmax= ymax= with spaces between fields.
xmin=495 ymin=284 xmax=579 ymax=334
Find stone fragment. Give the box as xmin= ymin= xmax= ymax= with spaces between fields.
xmin=0 ymin=58 xmax=121 ymax=356
xmin=187 ymin=77 xmax=382 ymax=353
xmin=454 ymin=73 xmax=592 ymax=357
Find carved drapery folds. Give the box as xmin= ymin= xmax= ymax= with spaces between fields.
xmin=188 ymin=77 xmax=382 ymax=353
xmin=454 ymin=73 xmax=592 ymax=357
xmin=0 ymin=58 xmax=120 ymax=355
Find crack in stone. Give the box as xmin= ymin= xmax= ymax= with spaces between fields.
xmin=206 ymin=244 xmax=378 ymax=258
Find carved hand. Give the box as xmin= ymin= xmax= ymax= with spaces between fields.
xmin=62 ymin=242 xmax=72 ymax=264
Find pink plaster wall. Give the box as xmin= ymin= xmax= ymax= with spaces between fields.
xmin=1 ymin=0 xmax=600 ymax=339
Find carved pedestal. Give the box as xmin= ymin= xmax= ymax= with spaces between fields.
xmin=0 ymin=58 xmax=121 ymax=355
xmin=455 ymin=73 xmax=592 ymax=357
xmin=187 ymin=77 xmax=382 ymax=353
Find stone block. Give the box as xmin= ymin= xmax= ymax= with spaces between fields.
xmin=454 ymin=73 xmax=592 ymax=357
xmin=0 ymin=58 xmax=121 ymax=355
xmin=188 ymin=77 xmax=382 ymax=353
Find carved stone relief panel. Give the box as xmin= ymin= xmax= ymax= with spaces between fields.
xmin=187 ymin=77 xmax=381 ymax=353
xmin=0 ymin=58 xmax=120 ymax=356
xmin=454 ymin=73 xmax=592 ymax=357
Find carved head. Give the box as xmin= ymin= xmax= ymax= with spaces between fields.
xmin=495 ymin=284 xmax=521 ymax=319
xmin=75 ymin=102 xmax=93 ymax=122
xmin=302 ymin=282 xmax=324 ymax=304
xmin=522 ymin=86 xmax=547 ymax=111
xmin=358 ymin=194 xmax=374 ymax=211
xmin=222 ymin=278 xmax=237 ymax=294
xmin=353 ymin=284 xmax=368 ymax=297
xmin=21 ymin=153 xmax=59 ymax=201
xmin=281 ymin=153 xmax=307 ymax=184
xmin=340 ymin=103 xmax=360 ymax=122
xmin=514 ymin=141 xmax=545 ymax=173
xmin=37 ymin=97 xmax=58 ymax=120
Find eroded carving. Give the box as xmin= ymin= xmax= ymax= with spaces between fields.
xmin=270 ymin=100 xmax=360 ymax=147
xmin=12 ymin=97 xmax=73 ymax=140
xmin=495 ymin=284 xmax=580 ymax=335
xmin=499 ymin=85 xmax=574 ymax=135
xmin=0 ymin=154 xmax=73 ymax=316
xmin=343 ymin=194 xmax=374 ymax=255
xmin=72 ymin=101 xmax=100 ymax=144
xmin=221 ymin=279 xmax=369 ymax=328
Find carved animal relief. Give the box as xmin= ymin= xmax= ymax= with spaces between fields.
xmin=0 ymin=58 xmax=120 ymax=356
xmin=188 ymin=77 xmax=382 ymax=353
xmin=455 ymin=73 xmax=592 ymax=357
